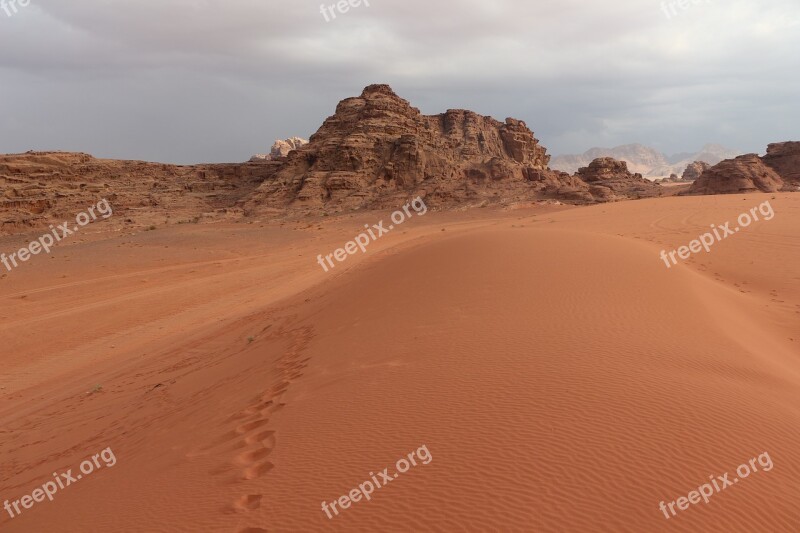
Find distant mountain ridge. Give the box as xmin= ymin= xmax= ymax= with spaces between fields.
xmin=551 ymin=143 xmax=740 ymax=177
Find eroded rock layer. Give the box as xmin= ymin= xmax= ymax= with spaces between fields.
xmin=575 ymin=157 xmax=661 ymax=202
xmin=244 ymin=85 xmax=661 ymax=215
xmin=0 ymin=152 xmax=278 ymax=234
xmin=762 ymin=142 xmax=800 ymax=187
xmin=688 ymin=155 xmax=784 ymax=194
xmin=688 ymin=143 xmax=800 ymax=195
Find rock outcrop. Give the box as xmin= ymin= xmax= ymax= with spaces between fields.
xmin=681 ymin=161 xmax=709 ymax=181
xmin=688 ymin=154 xmax=784 ymax=194
xmin=0 ymin=151 xmax=279 ymax=234
xmin=575 ymin=158 xmax=661 ymax=201
xmin=250 ymin=137 xmax=308 ymax=162
xmin=687 ymin=142 xmax=800 ymax=195
xmin=245 ymin=85 xmax=659 ymax=215
xmin=762 ymin=142 xmax=800 ymax=187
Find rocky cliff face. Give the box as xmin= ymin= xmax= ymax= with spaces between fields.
xmin=687 ymin=142 xmax=800 ymax=195
xmin=0 ymin=152 xmax=278 ymax=235
xmin=762 ymin=142 xmax=800 ymax=187
xmin=244 ymin=85 xmax=657 ymax=215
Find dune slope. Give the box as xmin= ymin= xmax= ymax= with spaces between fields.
xmin=1 ymin=195 xmax=798 ymax=532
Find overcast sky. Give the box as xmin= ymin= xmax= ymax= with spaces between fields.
xmin=0 ymin=0 xmax=798 ymax=164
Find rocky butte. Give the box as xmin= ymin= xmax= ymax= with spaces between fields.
xmin=244 ymin=84 xmax=662 ymax=216
xmin=687 ymin=142 xmax=800 ymax=195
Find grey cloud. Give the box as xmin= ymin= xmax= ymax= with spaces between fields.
xmin=0 ymin=0 xmax=798 ymax=163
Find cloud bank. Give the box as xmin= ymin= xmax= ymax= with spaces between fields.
xmin=0 ymin=0 xmax=798 ymax=163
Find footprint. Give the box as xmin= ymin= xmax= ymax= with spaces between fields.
xmin=233 ymin=494 xmax=263 ymax=511
xmin=244 ymin=400 xmax=273 ymax=415
xmin=245 ymin=430 xmax=275 ymax=446
xmin=237 ymin=418 xmax=270 ymax=434
xmin=243 ymin=460 xmax=274 ymax=480
xmin=235 ymin=446 xmax=273 ymax=466
xmin=203 ymin=325 xmax=315 ymax=520
xmin=267 ymin=382 xmax=290 ymax=396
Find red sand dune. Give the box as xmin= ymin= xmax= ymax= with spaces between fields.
xmin=1 ymin=194 xmax=799 ymax=531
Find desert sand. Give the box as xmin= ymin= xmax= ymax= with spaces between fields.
xmin=1 ymin=193 xmax=799 ymax=532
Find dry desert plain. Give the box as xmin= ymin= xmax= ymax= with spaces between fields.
xmin=1 ymin=193 xmax=799 ymax=532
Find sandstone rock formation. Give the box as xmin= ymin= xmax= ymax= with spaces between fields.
xmin=575 ymin=158 xmax=661 ymax=201
xmin=688 ymin=154 xmax=784 ymax=194
xmin=681 ymin=161 xmax=710 ymax=181
xmin=244 ymin=85 xmax=659 ymax=215
xmin=249 ymin=137 xmax=308 ymax=162
xmin=687 ymin=142 xmax=800 ymax=195
xmin=762 ymin=142 xmax=800 ymax=187
xmin=0 ymin=151 xmax=278 ymax=234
